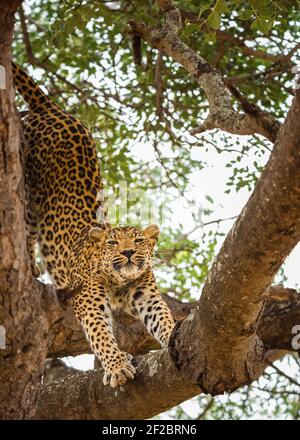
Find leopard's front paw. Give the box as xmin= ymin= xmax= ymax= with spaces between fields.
xmin=103 ymin=352 xmax=136 ymax=388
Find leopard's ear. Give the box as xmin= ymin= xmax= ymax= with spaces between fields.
xmin=89 ymin=224 xmax=110 ymax=244
xmin=143 ymin=224 xmax=160 ymax=247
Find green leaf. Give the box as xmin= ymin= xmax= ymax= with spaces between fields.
xmin=198 ymin=3 xmax=212 ymax=18
xmin=182 ymin=23 xmax=199 ymax=38
xmin=249 ymin=0 xmax=273 ymax=18
xmin=79 ymin=5 xmax=94 ymax=21
xmin=215 ymin=0 xmax=228 ymax=14
xmin=251 ymin=17 xmax=273 ymax=34
xmin=204 ymin=30 xmax=216 ymax=42
xmin=205 ymin=195 xmax=214 ymax=204
xmin=238 ymin=8 xmax=253 ymax=20
xmin=207 ymin=11 xmax=221 ymax=29
xmin=72 ymin=10 xmax=86 ymax=30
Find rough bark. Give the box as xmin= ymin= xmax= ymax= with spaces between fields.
xmin=36 ymin=350 xmax=200 ymax=420
xmin=129 ymin=0 xmax=281 ymax=142
xmin=259 ymin=286 xmax=300 ymax=351
xmin=0 ymin=0 xmax=49 ymax=419
xmin=43 ymin=359 xmax=81 ymax=384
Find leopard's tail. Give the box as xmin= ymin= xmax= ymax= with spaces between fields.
xmin=12 ymin=62 xmax=52 ymax=112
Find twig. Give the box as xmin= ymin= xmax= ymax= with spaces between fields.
xmin=196 ymin=397 xmax=214 ymax=419
xmin=155 ymin=51 xmax=165 ymax=118
xmin=179 ymin=7 xmax=291 ymax=63
xmin=268 ymin=362 xmax=300 ymax=388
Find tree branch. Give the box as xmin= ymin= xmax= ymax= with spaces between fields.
xmin=44 ymin=283 xmax=300 ymax=359
xmin=129 ymin=0 xmax=281 ymax=142
xmin=36 ymin=348 xmax=200 ymax=420
xmin=43 ymin=359 xmax=81 ymax=384
xmin=36 ymin=288 xmax=300 ymax=419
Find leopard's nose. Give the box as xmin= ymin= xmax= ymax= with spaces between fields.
xmin=121 ymin=249 xmax=135 ymax=259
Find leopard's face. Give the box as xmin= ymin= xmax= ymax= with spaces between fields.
xmin=88 ymin=225 xmax=159 ymax=286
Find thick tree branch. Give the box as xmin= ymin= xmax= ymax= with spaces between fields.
xmin=43 ymin=359 xmax=81 ymax=384
xmin=36 ymin=348 xmax=199 ymax=420
xmin=129 ymin=0 xmax=281 ymax=142
xmin=259 ymin=286 xmax=300 ymax=351
xmin=36 ymin=287 xmax=300 ymax=419
xmin=44 ymin=283 xmax=300 ymax=359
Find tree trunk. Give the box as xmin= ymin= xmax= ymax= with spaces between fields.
xmin=0 ymin=0 xmax=49 ymax=419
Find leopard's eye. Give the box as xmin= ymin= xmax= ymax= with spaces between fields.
xmin=135 ymin=238 xmax=145 ymax=243
xmin=106 ymin=240 xmax=118 ymax=245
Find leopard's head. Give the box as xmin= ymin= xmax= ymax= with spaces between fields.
xmin=88 ymin=224 xmax=159 ymax=285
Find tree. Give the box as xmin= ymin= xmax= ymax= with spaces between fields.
xmin=1 ymin=0 xmax=300 ymax=419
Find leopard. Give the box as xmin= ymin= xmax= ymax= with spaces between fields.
xmin=12 ymin=62 xmax=175 ymax=388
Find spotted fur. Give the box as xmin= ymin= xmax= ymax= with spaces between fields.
xmin=12 ymin=63 xmax=175 ymax=388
